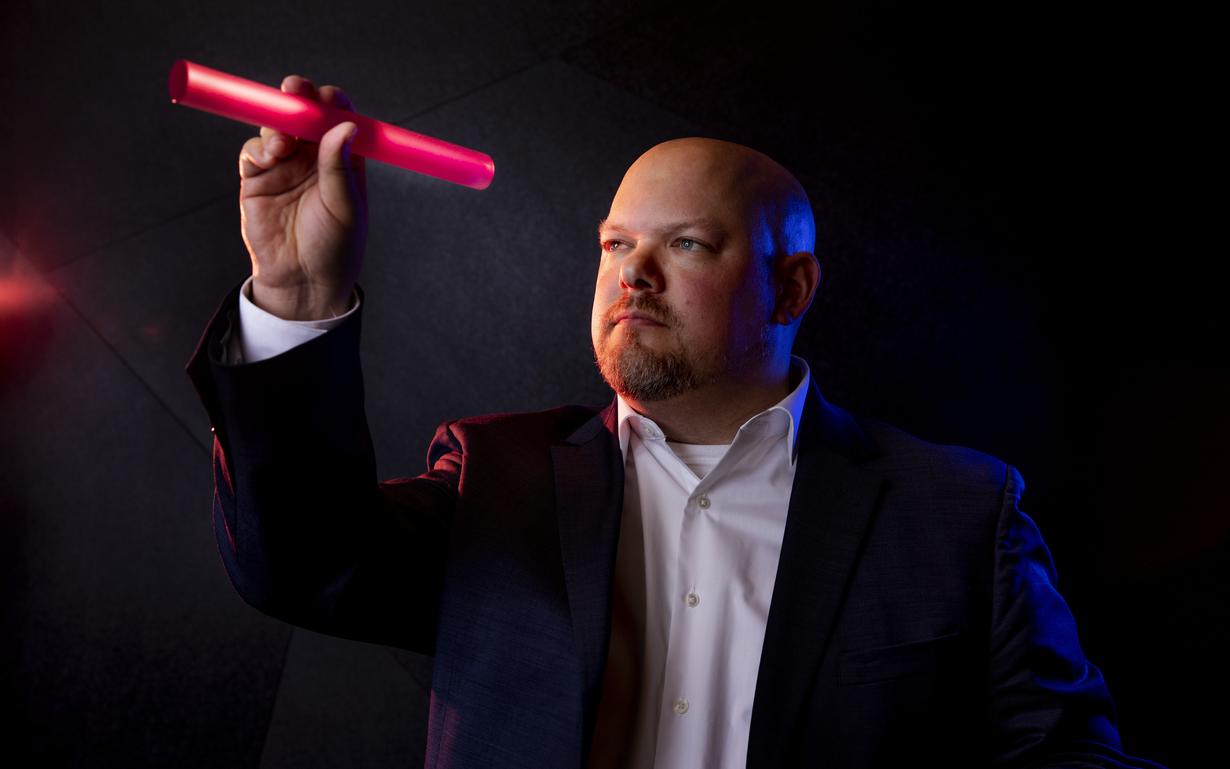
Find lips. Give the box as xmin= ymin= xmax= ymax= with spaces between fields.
xmin=613 ymin=311 xmax=665 ymax=326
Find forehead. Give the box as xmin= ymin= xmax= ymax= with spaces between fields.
xmin=603 ymin=145 xmax=759 ymax=237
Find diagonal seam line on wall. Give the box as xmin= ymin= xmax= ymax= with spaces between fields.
xmin=257 ymin=629 xmax=298 ymax=769
xmin=45 ymin=279 xmax=214 ymax=457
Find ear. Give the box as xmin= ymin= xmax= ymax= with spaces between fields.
xmin=771 ymin=251 xmax=820 ymax=325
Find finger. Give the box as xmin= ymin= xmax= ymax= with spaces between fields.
xmin=258 ymin=126 xmax=295 ymax=158
xmin=317 ymin=121 xmax=364 ymax=227
xmin=319 ymin=86 xmax=365 ymax=196
xmin=281 ymin=74 xmax=318 ymax=98
xmin=239 ymin=135 xmax=277 ymax=179
xmin=257 ymin=75 xmax=320 ymax=148
xmin=319 ymin=85 xmax=355 ymax=113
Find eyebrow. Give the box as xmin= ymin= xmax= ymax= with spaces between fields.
xmin=597 ymin=217 xmax=729 ymax=240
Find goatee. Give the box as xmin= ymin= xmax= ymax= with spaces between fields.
xmin=596 ymin=331 xmax=717 ymax=401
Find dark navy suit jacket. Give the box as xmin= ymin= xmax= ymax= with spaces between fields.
xmin=187 ymin=280 xmax=1163 ymax=768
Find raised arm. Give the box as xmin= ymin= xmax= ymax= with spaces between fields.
xmin=185 ymin=73 xmax=456 ymax=655
xmin=187 ymin=281 xmax=460 ymax=654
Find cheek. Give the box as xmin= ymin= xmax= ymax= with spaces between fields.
xmin=732 ymin=268 xmax=774 ymax=318
xmin=677 ymin=278 xmax=735 ymax=331
xmin=682 ymin=278 xmax=767 ymax=345
xmin=590 ymin=308 xmax=604 ymax=350
xmin=591 ymin=267 xmax=615 ymax=341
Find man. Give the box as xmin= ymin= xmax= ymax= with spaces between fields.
xmin=187 ymin=76 xmax=1162 ymax=768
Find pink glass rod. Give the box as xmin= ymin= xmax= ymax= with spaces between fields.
xmin=168 ymin=59 xmax=495 ymax=190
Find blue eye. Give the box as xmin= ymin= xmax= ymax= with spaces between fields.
xmin=678 ymin=238 xmax=704 ymax=251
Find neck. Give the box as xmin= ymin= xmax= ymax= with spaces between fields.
xmin=622 ymin=357 xmax=796 ymax=444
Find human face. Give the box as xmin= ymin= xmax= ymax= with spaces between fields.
xmin=590 ymin=144 xmax=777 ymax=402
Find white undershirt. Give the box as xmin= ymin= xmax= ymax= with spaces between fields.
xmin=228 ymin=276 xmax=809 ymax=768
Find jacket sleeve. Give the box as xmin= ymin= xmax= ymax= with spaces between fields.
xmin=989 ymin=465 xmax=1166 ymax=768
xmin=186 ymin=279 xmax=458 ymax=655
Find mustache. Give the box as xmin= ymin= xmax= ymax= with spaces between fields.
xmin=605 ymin=295 xmax=676 ymax=327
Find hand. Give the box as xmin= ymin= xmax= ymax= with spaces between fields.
xmin=238 ymin=75 xmax=368 ymax=320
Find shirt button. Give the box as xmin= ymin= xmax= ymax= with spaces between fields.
xmin=685 ymin=591 xmax=700 ymax=608
xmin=697 ymin=495 xmax=711 ymax=509
xmin=673 ymin=697 xmax=689 ymax=715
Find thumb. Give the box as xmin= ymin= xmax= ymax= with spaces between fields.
xmin=318 ymin=121 xmax=362 ymax=226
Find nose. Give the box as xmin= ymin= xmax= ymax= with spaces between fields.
xmin=618 ymin=245 xmax=663 ymax=293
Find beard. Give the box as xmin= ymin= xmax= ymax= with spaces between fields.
xmin=596 ymin=327 xmax=717 ymax=401
xmin=593 ymin=295 xmax=773 ymax=402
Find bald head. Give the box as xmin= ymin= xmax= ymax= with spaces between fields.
xmin=621 ymin=137 xmax=816 ymax=262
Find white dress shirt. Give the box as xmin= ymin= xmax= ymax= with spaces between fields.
xmin=221 ymin=275 xmax=360 ymax=365
xmin=597 ymin=359 xmax=807 ymax=769
xmin=227 ymin=276 xmax=809 ymax=768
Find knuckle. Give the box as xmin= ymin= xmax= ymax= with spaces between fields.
xmin=329 ymin=87 xmax=354 ymax=107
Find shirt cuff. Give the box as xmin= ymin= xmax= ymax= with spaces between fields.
xmin=232 ymin=275 xmax=361 ymax=364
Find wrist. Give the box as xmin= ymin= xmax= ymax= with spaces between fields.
xmin=249 ymin=279 xmax=354 ymax=321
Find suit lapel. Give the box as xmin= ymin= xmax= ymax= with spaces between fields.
xmin=551 ymin=381 xmax=885 ymax=767
xmin=552 ymin=400 xmax=624 ymax=747
xmin=746 ymin=378 xmax=886 ymax=768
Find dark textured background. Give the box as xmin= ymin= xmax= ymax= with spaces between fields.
xmin=1 ymin=1 xmax=1218 ymax=766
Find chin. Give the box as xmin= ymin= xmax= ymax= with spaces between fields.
xmin=596 ymin=339 xmax=705 ymax=402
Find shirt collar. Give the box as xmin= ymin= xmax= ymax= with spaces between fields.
xmin=615 ymin=355 xmax=812 ymax=463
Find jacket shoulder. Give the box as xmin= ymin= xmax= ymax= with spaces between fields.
xmin=856 ymin=413 xmax=1011 ymax=494
xmin=441 ymin=403 xmax=607 ymax=449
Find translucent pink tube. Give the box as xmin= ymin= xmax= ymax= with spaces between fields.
xmin=168 ymin=59 xmax=495 ymax=190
